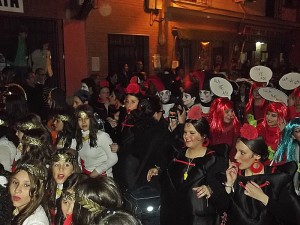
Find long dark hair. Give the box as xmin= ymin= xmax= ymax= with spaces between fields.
xmin=47 ymin=148 xmax=81 ymax=213
xmin=20 ymin=128 xmax=52 ymax=165
xmin=10 ymin=161 xmax=49 ymax=225
xmin=74 ymin=105 xmax=98 ymax=150
xmin=54 ymin=173 xmax=88 ymax=225
xmin=54 ymin=110 xmax=76 ymax=149
xmin=72 ymin=176 xmax=123 ymax=225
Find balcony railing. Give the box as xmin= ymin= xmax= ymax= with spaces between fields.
xmin=172 ymin=0 xmax=209 ymax=6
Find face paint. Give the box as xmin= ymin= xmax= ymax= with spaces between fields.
xmin=81 ymin=83 xmax=89 ymax=92
xmin=199 ymin=90 xmax=213 ymax=103
xmin=159 ymin=90 xmax=171 ymax=104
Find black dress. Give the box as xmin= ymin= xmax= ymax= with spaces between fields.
xmin=219 ymin=162 xmax=300 ymax=225
xmin=160 ymin=148 xmax=227 ymax=225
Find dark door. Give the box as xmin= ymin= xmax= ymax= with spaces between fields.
xmin=108 ymin=34 xmax=149 ymax=77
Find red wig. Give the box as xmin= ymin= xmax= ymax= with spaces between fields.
xmin=245 ymin=82 xmax=266 ymax=114
xmin=261 ymin=102 xmax=287 ymax=127
xmin=210 ymin=97 xmax=240 ymax=135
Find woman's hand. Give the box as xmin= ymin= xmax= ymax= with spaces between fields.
xmin=177 ymin=108 xmax=186 ymax=124
xmin=192 ymin=185 xmax=213 ymax=199
xmin=110 ymin=143 xmax=119 ymax=153
xmin=278 ymin=118 xmax=286 ymax=132
xmin=90 ymin=170 xmax=99 ymax=178
xmin=226 ymin=162 xmax=238 ymax=186
xmin=147 ymin=168 xmax=159 ymax=182
xmin=244 ymin=181 xmax=269 ymax=206
xmin=107 ymin=117 xmax=118 ymax=128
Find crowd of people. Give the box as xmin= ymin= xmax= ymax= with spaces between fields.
xmin=0 ymin=56 xmax=300 ymax=225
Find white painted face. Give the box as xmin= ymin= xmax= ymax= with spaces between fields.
xmin=158 ymin=90 xmax=171 ymax=104
xmin=81 ymin=83 xmax=89 ymax=92
xmin=199 ymin=90 xmax=213 ymax=103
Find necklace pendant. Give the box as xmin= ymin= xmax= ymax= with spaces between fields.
xmin=184 ymin=172 xmax=188 ymax=180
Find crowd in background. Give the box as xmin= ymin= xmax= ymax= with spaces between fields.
xmin=0 ymin=25 xmax=299 ymax=225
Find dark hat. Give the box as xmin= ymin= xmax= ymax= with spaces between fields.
xmin=74 ymin=90 xmax=90 ymax=103
xmin=81 ymin=77 xmax=95 ymax=88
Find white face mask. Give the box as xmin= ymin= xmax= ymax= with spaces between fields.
xmin=158 ymin=90 xmax=171 ymax=104
xmin=199 ymin=90 xmax=213 ymax=103
xmin=81 ymin=83 xmax=89 ymax=92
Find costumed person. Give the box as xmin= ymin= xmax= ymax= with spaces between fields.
xmin=114 ymin=82 xmax=143 ymax=146
xmin=47 ymin=148 xmax=81 ymax=222
xmin=274 ymin=117 xmax=300 ymax=195
xmin=244 ymin=82 xmax=268 ymax=126
xmin=54 ymin=173 xmax=88 ymax=225
xmin=71 ymin=104 xmax=118 ymax=178
xmin=147 ymin=116 xmax=228 ymax=225
xmin=119 ymin=96 xmax=173 ymax=190
xmin=72 ymin=176 xmax=123 ymax=225
xmin=9 ymin=161 xmax=50 ymax=225
xmin=15 ymin=127 xmax=52 ymax=167
xmin=112 ymin=83 xmax=144 ymax=189
xmin=146 ymin=73 xmax=165 ymax=96
xmin=209 ymin=97 xmax=241 ymax=161
xmin=81 ymin=77 xmax=95 ymax=96
xmin=52 ymin=111 xmax=75 ymax=149
xmin=158 ymin=88 xmax=175 ymax=119
xmin=219 ymin=123 xmax=300 ymax=225
xmin=105 ymin=88 xmax=125 ymax=142
xmin=72 ymin=89 xmax=90 ymax=109
xmin=288 ymin=86 xmax=300 ymax=120
xmin=256 ymin=102 xmax=287 ymax=164
xmin=198 ymin=73 xmax=214 ymax=122
xmin=182 ymin=81 xmax=200 ymax=112
xmin=14 ymin=114 xmax=46 ymax=163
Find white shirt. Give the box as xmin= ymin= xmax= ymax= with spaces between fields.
xmin=71 ymin=130 xmax=118 ymax=177
xmin=22 ymin=205 xmax=49 ymax=225
xmin=0 ymin=137 xmax=17 ymax=172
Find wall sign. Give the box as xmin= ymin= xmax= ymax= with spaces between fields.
xmin=0 ymin=0 xmax=24 ymax=13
